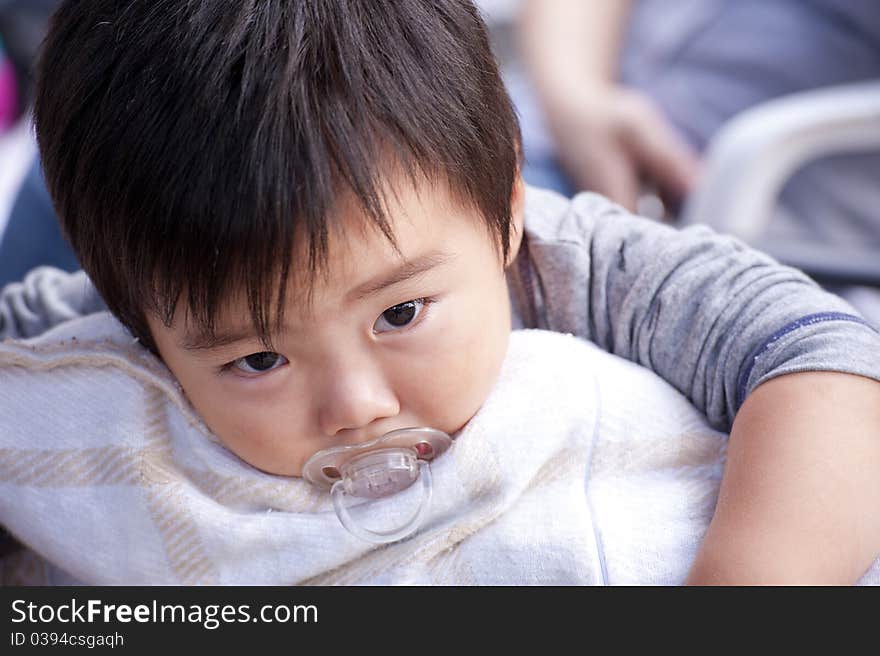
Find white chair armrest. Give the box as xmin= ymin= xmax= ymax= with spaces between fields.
xmin=679 ymin=80 xmax=880 ymax=242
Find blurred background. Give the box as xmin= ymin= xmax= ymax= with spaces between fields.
xmin=1 ymin=0 xmax=878 ymax=320
xmin=0 ymin=0 xmax=54 ymax=279
xmin=481 ymin=0 xmax=880 ymax=322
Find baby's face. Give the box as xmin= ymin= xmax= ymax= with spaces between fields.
xmin=147 ymin=177 xmax=522 ymax=476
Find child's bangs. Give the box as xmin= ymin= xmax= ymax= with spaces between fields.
xmin=35 ymin=0 xmax=520 ymax=350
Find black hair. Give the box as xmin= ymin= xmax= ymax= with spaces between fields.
xmin=34 ymin=0 xmax=521 ymax=352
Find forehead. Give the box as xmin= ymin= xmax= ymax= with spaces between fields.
xmin=297 ymin=172 xmax=497 ymax=294
xmin=173 ymin=174 xmax=496 ymax=339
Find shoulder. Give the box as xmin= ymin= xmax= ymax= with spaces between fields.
xmin=522 ymin=184 xmax=690 ymax=248
xmin=522 ymin=185 xmax=616 ymax=245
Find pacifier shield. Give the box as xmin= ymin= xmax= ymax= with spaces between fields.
xmin=302 ymin=426 xmax=452 ymax=491
xmin=303 ymin=427 xmax=452 ymax=544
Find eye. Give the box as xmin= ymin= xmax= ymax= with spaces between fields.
xmin=373 ymin=298 xmax=431 ymax=333
xmin=229 ymin=351 xmax=288 ymax=375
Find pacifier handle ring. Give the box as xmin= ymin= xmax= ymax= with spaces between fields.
xmin=331 ymin=460 xmax=433 ymax=544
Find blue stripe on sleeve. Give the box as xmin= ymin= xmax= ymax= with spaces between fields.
xmin=736 ymin=312 xmax=876 ymax=408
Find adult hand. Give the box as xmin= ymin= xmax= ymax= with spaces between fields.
xmin=543 ymin=85 xmax=700 ymax=214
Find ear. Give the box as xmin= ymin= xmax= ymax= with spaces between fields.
xmin=505 ymin=174 xmax=526 ymax=269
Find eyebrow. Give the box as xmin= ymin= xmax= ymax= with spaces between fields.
xmin=179 ymin=325 xmax=271 ymax=353
xmin=179 ymin=250 xmax=454 ymax=352
xmin=346 ymin=250 xmax=454 ymax=302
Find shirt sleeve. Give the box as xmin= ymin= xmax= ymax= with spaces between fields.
xmin=0 ymin=267 xmax=107 ymax=340
xmin=513 ymin=187 xmax=880 ymax=431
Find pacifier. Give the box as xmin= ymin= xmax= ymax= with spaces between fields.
xmin=302 ymin=427 xmax=452 ymax=544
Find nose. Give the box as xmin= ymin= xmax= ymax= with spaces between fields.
xmin=316 ymin=356 xmax=400 ymax=439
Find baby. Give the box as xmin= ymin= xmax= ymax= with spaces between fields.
xmin=1 ymin=0 xmax=879 ymax=583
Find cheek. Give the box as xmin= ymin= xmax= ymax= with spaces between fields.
xmin=179 ymin=375 xmax=268 ymax=448
xmin=403 ymin=291 xmax=510 ymax=432
xmin=170 ymin=369 xmax=312 ymax=475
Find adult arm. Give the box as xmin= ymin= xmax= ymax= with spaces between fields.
xmin=0 ymin=266 xmax=106 ymax=340
xmin=518 ymin=188 xmax=880 ymax=583
xmin=516 ymin=0 xmax=698 ymax=209
xmin=687 ymin=371 xmax=880 ymax=584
